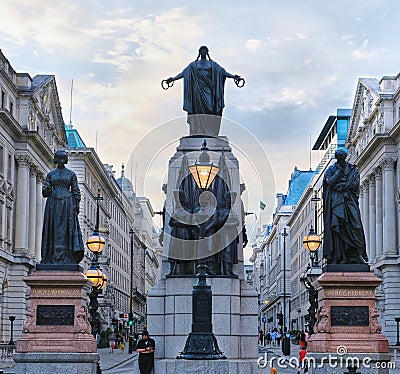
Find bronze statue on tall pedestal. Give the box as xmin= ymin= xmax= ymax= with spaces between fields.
xmin=41 ymin=150 xmax=84 ymax=265
xmin=162 ymin=45 xmax=244 ymax=137
xmin=322 ymin=149 xmax=368 ymax=265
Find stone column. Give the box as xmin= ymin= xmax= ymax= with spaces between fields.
xmin=375 ymin=167 xmax=383 ymax=258
xmin=362 ymin=181 xmax=369 ymax=254
xmin=368 ymin=173 xmax=376 ymax=262
xmin=35 ymin=172 xmax=43 ymax=261
xmin=14 ymin=155 xmax=30 ymax=253
xmin=28 ymin=165 xmax=37 ymax=258
xmin=382 ymin=157 xmax=397 ymax=255
xmin=0 ymin=199 xmax=4 ymax=241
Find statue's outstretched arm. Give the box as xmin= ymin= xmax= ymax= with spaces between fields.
xmin=162 ymin=71 xmax=184 ymax=90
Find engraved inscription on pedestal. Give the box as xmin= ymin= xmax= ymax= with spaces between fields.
xmin=36 ymin=305 xmax=75 ymax=326
xmin=330 ymin=306 xmax=369 ymax=326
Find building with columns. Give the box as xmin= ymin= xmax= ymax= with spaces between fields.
xmin=0 ymin=49 xmax=66 ymax=341
xmin=0 ymin=49 xmax=161 ymax=345
xmin=288 ymin=109 xmax=351 ymax=331
xmin=66 ymin=126 xmax=162 ymax=333
xmin=346 ymin=75 xmax=400 ymax=345
xmin=251 ymin=168 xmax=313 ymax=335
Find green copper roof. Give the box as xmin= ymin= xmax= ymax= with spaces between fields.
xmin=65 ymin=125 xmax=86 ymax=148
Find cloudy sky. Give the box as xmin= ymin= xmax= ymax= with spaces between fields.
xmin=1 ymin=0 xmax=399 ymax=260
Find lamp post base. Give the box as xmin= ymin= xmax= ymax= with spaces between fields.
xmin=177 ymin=332 xmax=226 ymax=360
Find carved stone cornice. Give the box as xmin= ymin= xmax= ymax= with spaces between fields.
xmin=374 ymin=166 xmax=383 ymax=179
xmin=29 ymin=164 xmax=38 ymax=176
xmin=380 ymin=156 xmax=396 ymax=171
xmin=15 ymin=155 xmax=32 ymax=168
xmin=35 ymin=170 xmax=45 ymax=182
xmin=361 ymin=180 xmax=369 ymax=191
xmin=368 ymin=172 xmax=376 ymax=186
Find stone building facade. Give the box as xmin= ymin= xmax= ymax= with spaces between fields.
xmin=288 ymin=109 xmax=351 ymax=331
xmin=0 ymin=49 xmax=66 ymax=341
xmin=251 ymin=168 xmax=313 ymax=334
xmin=346 ymin=75 xmax=400 ymax=345
xmin=0 ymin=49 xmax=160 ymax=343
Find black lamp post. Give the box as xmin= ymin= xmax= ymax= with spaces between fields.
xmin=177 ymin=140 xmax=225 ymax=360
xmin=300 ymin=271 xmax=318 ymax=335
xmin=281 ymin=228 xmax=290 ymax=356
xmin=395 ymin=317 xmax=400 ymax=346
xmin=9 ymin=316 xmax=16 ymax=345
xmin=85 ymin=190 xmax=107 ymax=338
xmin=128 ymin=228 xmax=134 ymax=354
xmin=311 ymin=191 xmax=321 ymax=262
xmin=302 ymin=218 xmax=322 ymax=336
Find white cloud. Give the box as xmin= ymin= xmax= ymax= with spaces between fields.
xmin=245 ymin=39 xmax=263 ymax=52
xmin=352 ymin=39 xmax=386 ymax=60
xmin=2 ymin=0 xmax=400 ymax=258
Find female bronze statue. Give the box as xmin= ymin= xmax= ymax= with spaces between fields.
xmin=163 ymin=46 xmax=244 ymax=136
xmin=41 ymin=150 xmax=84 ymax=264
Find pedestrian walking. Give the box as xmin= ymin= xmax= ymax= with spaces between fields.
xmin=119 ymin=335 xmax=125 ymax=353
xmin=298 ymin=346 xmax=308 ymax=373
xmin=108 ymin=331 xmax=116 ymax=353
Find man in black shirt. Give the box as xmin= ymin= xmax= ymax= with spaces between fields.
xmin=136 ymin=330 xmax=155 ymax=374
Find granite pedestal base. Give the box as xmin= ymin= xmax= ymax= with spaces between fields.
xmin=13 ymin=352 xmax=99 ymax=374
xmin=147 ymin=276 xmax=258 ymax=361
xmin=14 ymin=270 xmax=99 ymax=372
xmin=153 ymin=358 xmax=262 ymax=374
xmin=308 ymin=271 xmax=389 ymax=354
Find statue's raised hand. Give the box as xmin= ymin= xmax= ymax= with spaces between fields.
xmin=161 ymin=77 xmax=174 ymax=90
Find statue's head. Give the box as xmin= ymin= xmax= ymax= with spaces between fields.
xmin=197 ymin=46 xmax=211 ymax=60
xmin=53 ymin=150 xmax=68 ymax=165
xmin=199 ymin=45 xmax=209 ymax=55
xmin=334 ymin=149 xmax=347 ymax=162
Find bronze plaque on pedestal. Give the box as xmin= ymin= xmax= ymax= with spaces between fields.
xmin=36 ymin=305 xmax=75 ymax=326
xmin=330 ymin=306 xmax=369 ymax=326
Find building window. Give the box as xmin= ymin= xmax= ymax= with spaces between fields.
xmin=7 ymin=154 xmax=12 ymax=182
xmin=0 ymin=145 xmax=4 ymax=176
xmin=9 ymin=101 xmax=13 ymax=116
xmin=1 ymin=90 xmax=5 ymax=108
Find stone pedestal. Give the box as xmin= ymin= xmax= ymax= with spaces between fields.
xmin=307 ymin=271 xmax=390 ymax=373
xmin=148 ymin=135 xmax=259 ymax=372
xmin=13 ymin=270 xmax=99 ymax=374
xmin=148 ymin=277 xmax=258 ymax=360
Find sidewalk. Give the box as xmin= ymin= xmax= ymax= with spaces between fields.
xmin=98 ymin=347 xmax=137 ymax=371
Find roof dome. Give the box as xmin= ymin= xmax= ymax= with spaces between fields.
xmin=116 ymin=164 xmax=135 ymax=200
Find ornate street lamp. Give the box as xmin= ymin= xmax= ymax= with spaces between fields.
xmin=301 ymin=198 xmax=322 ymax=336
xmin=177 ymin=140 xmax=225 ymax=360
xmin=303 ymin=227 xmax=322 ymax=266
xmin=84 ymin=190 xmax=107 ymax=337
xmin=189 ymin=140 xmax=219 ymax=190
xmin=86 ymin=190 xmax=106 ymax=255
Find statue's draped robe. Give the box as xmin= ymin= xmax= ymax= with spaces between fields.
xmin=322 ymin=161 xmax=367 ymax=263
xmin=182 ymin=61 xmax=229 ymax=136
xmin=41 ymin=168 xmax=84 ymax=264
